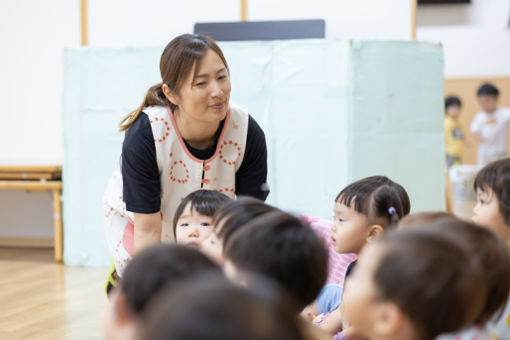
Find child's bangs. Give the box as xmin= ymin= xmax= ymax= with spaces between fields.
xmin=336 ymin=185 xmax=371 ymax=215
xmin=473 ymin=167 xmax=496 ymax=194
xmin=189 ymin=200 xmax=217 ymax=218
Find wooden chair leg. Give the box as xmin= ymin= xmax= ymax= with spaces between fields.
xmin=53 ymin=189 xmax=63 ymax=263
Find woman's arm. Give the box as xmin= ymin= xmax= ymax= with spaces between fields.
xmin=235 ymin=116 xmax=269 ymax=200
xmin=134 ymin=212 xmax=162 ymax=254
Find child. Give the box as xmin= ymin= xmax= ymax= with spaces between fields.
xmin=201 ymin=196 xmax=276 ymax=264
xmin=398 ymin=211 xmax=452 ymax=227
xmin=343 ymin=228 xmax=487 ymax=340
xmin=102 ymin=244 xmax=221 ymax=340
xmin=473 ymin=157 xmax=510 ymax=338
xmin=444 ymin=96 xmax=469 ymax=168
xmin=470 ymin=83 xmax=510 ymax=166
xmin=105 ymin=189 xmax=228 ymax=294
xmin=318 ymin=175 xmax=411 ymax=335
xmin=223 ymin=210 xmax=331 ymax=340
xmin=400 ymin=215 xmax=510 ymax=339
xmin=172 ymin=189 xmax=230 ymax=248
xmin=139 ymin=274 xmax=305 ymax=340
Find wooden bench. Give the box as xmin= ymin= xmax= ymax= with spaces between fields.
xmin=0 ymin=166 xmax=63 ymax=262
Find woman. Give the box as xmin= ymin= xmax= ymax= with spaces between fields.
xmin=104 ymin=34 xmax=268 ymax=283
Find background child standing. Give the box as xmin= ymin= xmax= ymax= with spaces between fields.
xmin=470 ymin=83 xmax=510 ymax=166
xmin=444 ymin=96 xmax=469 ymax=168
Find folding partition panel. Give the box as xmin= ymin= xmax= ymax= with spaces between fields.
xmin=62 ymin=39 xmax=443 ymax=266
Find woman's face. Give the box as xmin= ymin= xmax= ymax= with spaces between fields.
xmin=173 ymin=49 xmax=231 ymax=124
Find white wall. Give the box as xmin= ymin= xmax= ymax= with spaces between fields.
xmin=0 ymin=0 xmax=412 ymax=240
xmin=417 ymin=0 xmax=510 ymax=77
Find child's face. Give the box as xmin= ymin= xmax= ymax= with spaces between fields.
xmin=175 ymin=203 xmax=214 ymax=249
xmin=102 ymin=289 xmax=137 ymax=340
xmin=343 ymin=243 xmax=383 ymax=338
xmin=331 ymin=200 xmax=371 ymax=254
xmin=477 ymin=94 xmax=498 ymax=114
xmin=473 ymin=188 xmax=509 ymax=240
xmin=201 ymin=230 xmax=224 ymax=264
xmin=446 ymin=105 xmax=461 ymax=118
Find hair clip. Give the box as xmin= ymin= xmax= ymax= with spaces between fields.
xmin=388 ymin=206 xmax=396 ymax=215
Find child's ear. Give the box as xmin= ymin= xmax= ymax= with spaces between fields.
xmin=372 ymin=302 xmax=403 ymax=337
xmin=161 ymin=84 xmax=180 ymax=107
xmin=366 ymin=225 xmax=384 ymax=242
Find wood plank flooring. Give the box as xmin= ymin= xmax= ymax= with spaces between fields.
xmin=0 ymin=247 xmax=108 ymax=340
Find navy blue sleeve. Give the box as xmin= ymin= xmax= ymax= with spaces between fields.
xmin=235 ymin=115 xmax=270 ymax=201
xmin=121 ymin=114 xmax=161 ymax=213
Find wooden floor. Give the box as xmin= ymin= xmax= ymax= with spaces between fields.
xmin=0 ymin=247 xmax=109 ymax=340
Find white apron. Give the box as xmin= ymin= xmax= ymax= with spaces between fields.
xmin=104 ymin=103 xmax=249 ymax=275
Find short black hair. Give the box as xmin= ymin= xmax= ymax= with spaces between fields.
xmin=212 ymin=196 xmax=277 ymax=248
xmin=224 ymin=210 xmax=329 ymax=310
xmin=445 ymin=96 xmax=462 ymax=110
xmin=336 ymin=176 xmax=411 ymax=228
xmin=474 ymin=158 xmax=510 ymax=226
xmin=173 ymin=189 xmax=230 ymax=238
xmin=120 ymin=244 xmax=221 ymax=316
xmin=477 ymin=83 xmax=499 ymax=97
xmin=140 ymin=274 xmax=305 ymax=340
xmin=375 ymin=228 xmax=486 ymax=340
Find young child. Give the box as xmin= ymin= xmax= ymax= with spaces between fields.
xmin=400 ymin=215 xmax=510 ymax=339
xmin=223 ymin=210 xmax=331 ymax=340
xmin=201 ymin=196 xmax=276 ymax=264
xmin=102 ymin=244 xmax=221 ymax=340
xmin=473 ymin=157 xmax=510 ymax=338
xmin=470 ymin=83 xmax=510 ymax=166
xmin=444 ymin=96 xmax=469 ymax=168
xmin=172 ymin=189 xmax=230 ymax=249
xmin=343 ymin=228 xmax=487 ymax=340
xmin=104 ymin=189 xmax=228 ymax=294
xmin=318 ymin=175 xmax=411 ymax=335
xmin=139 ymin=274 xmax=305 ymax=340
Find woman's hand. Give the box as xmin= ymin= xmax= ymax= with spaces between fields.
xmin=134 ymin=212 xmax=162 ymax=254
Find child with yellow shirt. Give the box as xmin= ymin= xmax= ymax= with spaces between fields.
xmin=445 ymin=96 xmax=469 ymax=168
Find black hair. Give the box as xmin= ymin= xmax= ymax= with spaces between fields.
xmin=173 ymin=189 xmax=231 ymax=238
xmin=336 ymin=176 xmax=411 ymax=228
xmin=224 ymin=210 xmax=329 ymax=310
xmin=212 ymin=196 xmax=277 ymax=248
xmin=140 ymin=274 xmax=304 ymax=340
xmin=474 ymin=158 xmax=510 ymax=226
xmin=477 ymin=83 xmax=499 ymax=97
xmin=445 ymin=96 xmax=462 ymax=110
xmin=120 ymin=244 xmax=221 ymax=316
xmin=374 ymin=229 xmax=486 ymax=340
xmin=421 ymin=218 xmax=510 ymax=324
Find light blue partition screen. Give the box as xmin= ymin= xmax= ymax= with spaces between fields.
xmin=62 ymin=39 xmax=444 ymax=266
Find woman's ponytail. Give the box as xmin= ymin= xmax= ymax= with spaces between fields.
xmin=119 ymin=82 xmax=171 ymax=132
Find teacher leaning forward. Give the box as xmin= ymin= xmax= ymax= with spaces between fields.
xmin=103 ymin=34 xmax=269 ymax=290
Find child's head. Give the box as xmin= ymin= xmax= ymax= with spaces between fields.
xmin=343 ymin=228 xmax=486 ymax=340
xmin=201 ymin=197 xmax=276 ymax=264
xmin=140 ymin=274 xmax=304 ymax=340
xmin=445 ymin=96 xmax=462 ymax=118
xmin=417 ymin=218 xmax=510 ymax=325
xmin=331 ymin=176 xmax=411 ymax=254
xmin=477 ymin=83 xmax=499 ymax=114
xmin=223 ymin=210 xmax=329 ymax=311
xmin=398 ymin=211 xmax=452 ymax=229
xmin=102 ymin=244 xmax=221 ymax=340
xmin=173 ymin=189 xmax=230 ymax=248
xmin=473 ymin=158 xmax=510 ymax=244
